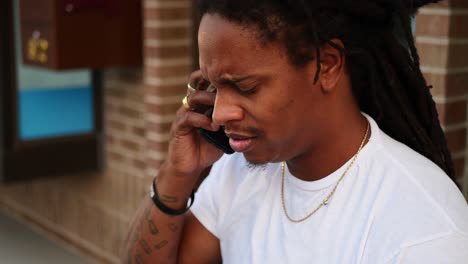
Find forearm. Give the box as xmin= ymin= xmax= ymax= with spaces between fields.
xmin=121 ymin=163 xmax=198 ymax=264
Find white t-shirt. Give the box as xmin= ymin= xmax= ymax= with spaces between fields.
xmin=191 ymin=115 xmax=468 ymax=264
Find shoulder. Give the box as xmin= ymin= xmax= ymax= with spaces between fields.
xmin=356 ymin=116 xmax=468 ymax=261
xmin=361 ymin=118 xmax=468 ymax=256
xmin=384 ymin=232 xmax=468 ymax=264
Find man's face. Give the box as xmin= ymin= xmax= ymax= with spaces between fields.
xmin=198 ymin=14 xmax=327 ymax=165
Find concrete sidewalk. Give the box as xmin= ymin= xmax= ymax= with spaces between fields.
xmin=0 ymin=212 xmax=89 ymax=264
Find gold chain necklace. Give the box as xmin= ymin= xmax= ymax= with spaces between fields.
xmin=281 ymin=122 xmax=370 ymax=223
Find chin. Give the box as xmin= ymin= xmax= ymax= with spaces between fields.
xmin=242 ymin=151 xmax=273 ymax=167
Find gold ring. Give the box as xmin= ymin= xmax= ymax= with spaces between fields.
xmin=187 ymin=83 xmax=196 ymax=93
xmin=182 ymin=95 xmax=190 ymax=109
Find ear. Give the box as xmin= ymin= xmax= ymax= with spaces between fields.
xmin=318 ymin=39 xmax=345 ymax=94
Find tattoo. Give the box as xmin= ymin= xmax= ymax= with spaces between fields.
xmin=154 ymin=240 xmax=169 ymax=250
xmin=168 ymin=223 xmax=179 ymax=232
xmin=148 ymin=220 xmax=159 ymax=235
xmin=139 ymin=240 xmax=152 ymax=254
xmin=135 ymin=254 xmax=144 ymax=264
xmin=161 ymin=195 xmax=178 ymax=203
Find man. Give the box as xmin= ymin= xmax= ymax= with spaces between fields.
xmin=123 ymin=0 xmax=468 ymax=263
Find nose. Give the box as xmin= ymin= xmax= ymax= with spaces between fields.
xmin=212 ymin=90 xmax=244 ymax=126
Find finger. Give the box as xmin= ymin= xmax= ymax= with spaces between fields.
xmin=172 ymin=111 xmax=220 ymax=136
xmin=188 ymin=70 xmax=206 ymax=90
xmin=188 ymin=90 xmax=216 ymax=109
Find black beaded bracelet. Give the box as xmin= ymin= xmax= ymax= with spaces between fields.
xmin=149 ymin=180 xmax=195 ymax=216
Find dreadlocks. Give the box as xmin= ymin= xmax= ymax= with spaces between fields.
xmin=198 ymin=0 xmax=455 ymax=182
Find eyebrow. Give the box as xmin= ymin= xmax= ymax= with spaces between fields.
xmin=218 ymin=75 xmax=255 ymax=85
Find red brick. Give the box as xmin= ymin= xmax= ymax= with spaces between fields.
xmin=145 ymin=84 xmax=186 ymax=97
xmin=145 ymin=46 xmax=191 ymax=59
xmin=145 ymin=26 xmax=190 ymax=40
xmin=145 ymin=64 xmax=191 ymax=78
xmin=426 ymin=0 xmax=468 ymax=8
xmin=120 ymin=139 xmax=141 ymax=151
xmin=452 ymin=156 xmax=465 ymax=180
xmin=147 ymin=158 xmax=164 ymax=169
xmin=449 ymin=44 xmax=468 ymax=68
xmin=132 ymin=159 xmax=147 ymax=170
xmin=445 ymin=128 xmax=467 ymax=152
xmin=416 ymin=14 xmax=450 ymax=37
xmin=144 ymin=7 xmax=191 ymax=21
xmin=417 ymin=42 xmax=449 ymax=68
xmin=106 ymin=119 xmax=126 ymax=131
xmin=145 ymin=102 xmax=182 ymax=115
xmin=417 ymin=43 xmax=468 ymax=68
xmin=107 ymin=150 xmax=125 ymax=162
xmin=436 ymin=100 xmax=467 ymax=125
xmin=450 ymin=14 xmax=468 ymax=38
xmin=146 ymin=141 xmax=169 ymax=152
xmin=417 ymin=13 xmax=468 ymax=38
xmin=146 ymin=122 xmax=172 ymax=134
xmin=131 ymin=126 xmax=145 ymax=137
xmin=119 ymin=106 xmax=142 ymax=119
xmin=426 ymin=72 xmax=468 ymax=97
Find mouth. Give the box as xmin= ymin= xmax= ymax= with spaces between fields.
xmin=225 ymin=132 xmax=257 ymax=152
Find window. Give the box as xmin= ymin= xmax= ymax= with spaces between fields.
xmin=0 ymin=0 xmax=103 ymax=182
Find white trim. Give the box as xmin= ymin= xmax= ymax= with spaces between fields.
xmin=442 ymin=122 xmax=467 ymax=132
xmin=145 ymin=0 xmax=191 ymax=9
xmin=419 ymin=8 xmax=468 ymax=16
xmin=146 ymin=113 xmax=177 ymax=124
xmin=450 ymin=150 xmax=465 ymax=159
xmin=145 ymin=19 xmax=192 ymax=28
xmin=147 ymin=131 xmax=171 ymax=142
xmin=145 ymin=57 xmax=191 ymax=67
xmin=145 ymin=94 xmax=185 ymax=105
xmin=416 ymin=36 xmax=468 ymax=45
xmin=145 ymin=76 xmax=187 ymax=86
xmin=145 ymin=38 xmax=191 ymax=48
xmin=433 ymin=95 xmax=468 ymax=104
xmin=420 ymin=66 xmax=468 ymax=75
xmin=147 ymin=150 xmax=169 ymax=160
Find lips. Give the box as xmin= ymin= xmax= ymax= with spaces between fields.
xmin=225 ymin=132 xmax=256 ymax=152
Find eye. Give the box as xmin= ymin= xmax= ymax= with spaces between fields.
xmin=236 ymin=83 xmax=259 ymax=96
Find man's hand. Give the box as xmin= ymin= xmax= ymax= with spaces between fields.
xmin=121 ymin=70 xmax=223 ymax=264
xmin=165 ymin=70 xmax=223 ymax=180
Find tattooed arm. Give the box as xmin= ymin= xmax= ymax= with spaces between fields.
xmin=121 ymin=162 xmax=221 ymax=264
xmin=121 ymin=71 xmax=223 ymax=263
xmin=120 ymin=164 xmax=221 ymax=263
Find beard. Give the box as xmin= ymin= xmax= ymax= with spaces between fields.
xmin=244 ymin=159 xmax=268 ymax=171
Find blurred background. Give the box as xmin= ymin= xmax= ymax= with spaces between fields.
xmin=0 ymin=0 xmax=466 ymax=263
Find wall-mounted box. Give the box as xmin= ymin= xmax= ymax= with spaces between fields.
xmin=19 ymin=0 xmax=142 ymax=70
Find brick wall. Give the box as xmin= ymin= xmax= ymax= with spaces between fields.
xmin=0 ymin=0 xmax=195 ymax=262
xmin=0 ymin=68 xmax=147 ymax=263
xmin=143 ymin=0 xmax=193 ymax=177
xmin=416 ymin=0 xmax=468 ymax=196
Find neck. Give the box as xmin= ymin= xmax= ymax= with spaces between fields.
xmin=286 ymin=111 xmax=369 ymax=182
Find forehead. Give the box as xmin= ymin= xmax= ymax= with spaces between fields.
xmin=198 ymin=14 xmax=287 ymax=81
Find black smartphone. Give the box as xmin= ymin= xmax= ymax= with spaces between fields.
xmin=197 ymin=107 xmax=235 ymax=154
